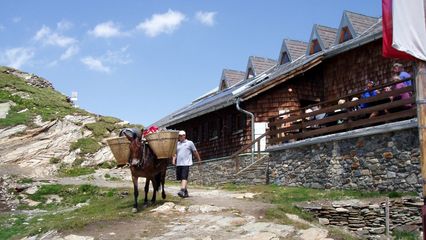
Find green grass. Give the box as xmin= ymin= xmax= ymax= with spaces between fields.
xmin=70 ymin=138 xmax=101 ymax=154
xmin=393 ymin=230 xmax=419 ymax=240
xmin=17 ymin=178 xmax=33 ymax=184
xmin=49 ymin=157 xmax=60 ymax=164
xmin=0 ymin=68 xmax=88 ymax=127
xmin=58 ymin=167 xmax=95 ymax=177
xmin=84 ymin=116 xmax=144 ymax=140
xmin=98 ymin=161 xmax=117 ymax=169
xmin=0 ymin=183 xmax=181 ymax=239
xmin=221 ymin=184 xmax=417 ymax=226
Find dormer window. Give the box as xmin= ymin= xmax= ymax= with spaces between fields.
xmin=246 ymin=67 xmax=254 ymax=79
xmin=280 ymin=52 xmax=290 ymax=65
xmin=339 ymin=26 xmax=353 ymax=43
xmin=309 ymin=39 xmax=321 ymax=54
xmin=220 ymin=80 xmax=227 ymax=91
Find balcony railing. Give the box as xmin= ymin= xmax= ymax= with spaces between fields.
xmin=268 ymin=78 xmax=416 ymax=145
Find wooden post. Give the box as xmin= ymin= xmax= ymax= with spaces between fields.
xmin=415 ymin=61 xmax=426 ymax=240
xmin=417 ymin=61 xmax=426 ymax=193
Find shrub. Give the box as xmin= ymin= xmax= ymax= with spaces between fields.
xmin=70 ymin=138 xmax=101 ymax=154
xmin=49 ymin=157 xmax=60 ymax=164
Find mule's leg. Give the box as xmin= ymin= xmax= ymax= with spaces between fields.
xmin=132 ymin=176 xmax=139 ymax=213
xmin=143 ymin=178 xmax=150 ymax=207
xmin=161 ymin=171 xmax=166 ymax=199
xmin=150 ymin=178 xmax=157 ymax=203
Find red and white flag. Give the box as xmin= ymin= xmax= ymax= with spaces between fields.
xmin=382 ymin=0 xmax=426 ymax=61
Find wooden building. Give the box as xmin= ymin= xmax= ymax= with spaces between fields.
xmin=152 ymin=11 xmax=415 ymax=160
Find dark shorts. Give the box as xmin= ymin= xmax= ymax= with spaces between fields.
xmin=176 ymin=166 xmax=190 ymax=180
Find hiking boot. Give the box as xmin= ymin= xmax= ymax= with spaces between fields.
xmin=177 ymin=189 xmax=185 ymax=198
xmin=183 ymin=189 xmax=189 ymax=198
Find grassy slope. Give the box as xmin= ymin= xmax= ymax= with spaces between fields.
xmin=0 ymin=67 xmax=88 ymax=128
xmin=0 ymin=184 xmax=180 ymax=239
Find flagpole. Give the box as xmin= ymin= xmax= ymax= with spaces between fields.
xmin=416 ymin=60 xmax=426 ymax=240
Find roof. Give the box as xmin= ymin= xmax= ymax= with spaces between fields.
xmin=316 ymin=25 xmax=338 ymax=49
xmin=152 ymin=12 xmax=381 ymax=128
xmin=345 ymin=11 xmax=379 ymax=36
xmin=247 ymin=56 xmax=277 ymax=77
xmin=279 ymin=39 xmax=308 ymax=63
xmin=220 ymin=69 xmax=245 ymax=90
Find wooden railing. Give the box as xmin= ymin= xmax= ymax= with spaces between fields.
xmin=230 ymin=132 xmax=268 ymax=172
xmin=268 ymin=78 xmax=416 ymax=145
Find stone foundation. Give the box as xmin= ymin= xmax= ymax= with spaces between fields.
xmin=268 ymin=123 xmax=421 ymax=192
xmin=166 ymin=154 xmax=269 ymax=185
xmin=298 ymin=197 xmax=422 ymax=239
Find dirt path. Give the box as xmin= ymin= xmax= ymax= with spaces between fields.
xmin=6 ymin=168 xmax=334 ymax=240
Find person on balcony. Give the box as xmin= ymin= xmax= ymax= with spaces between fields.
xmin=392 ymin=63 xmax=412 ymax=86
xmin=360 ymin=80 xmax=380 ymax=118
xmin=391 ymin=76 xmax=412 ymax=111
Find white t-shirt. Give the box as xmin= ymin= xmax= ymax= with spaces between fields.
xmin=176 ymin=139 xmax=197 ymax=166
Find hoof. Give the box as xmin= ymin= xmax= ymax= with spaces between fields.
xmin=162 ymin=193 xmax=166 ymax=199
xmin=132 ymin=208 xmax=138 ymax=213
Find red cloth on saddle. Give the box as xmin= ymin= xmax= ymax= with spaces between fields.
xmin=143 ymin=126 xmax=159 ymax=137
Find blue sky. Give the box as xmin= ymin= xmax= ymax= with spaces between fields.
xmin=0 ymin=1 xmax=382 ymax=126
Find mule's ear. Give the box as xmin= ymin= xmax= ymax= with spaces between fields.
xmin=123 ymin=132 xmax=133 ymax=142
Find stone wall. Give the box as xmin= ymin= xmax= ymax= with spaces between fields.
xmin=268 ymin=125 xmax=421 ymax=192
xmin=166 ymin=154 xmax=269 ymax=185
xmin=298 ymin=197 xmax=422 ymax=239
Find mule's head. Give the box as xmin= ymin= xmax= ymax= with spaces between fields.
xmin=123 ymin=131 xmax=143 ymax=166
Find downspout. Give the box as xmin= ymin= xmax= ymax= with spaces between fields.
xmin=236 ymin=97 xmax=255 ymax=163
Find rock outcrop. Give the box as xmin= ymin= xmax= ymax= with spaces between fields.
xmin=0 ymin=115 xmax=116 ymax=177
xmin=2 ymin=67 xmax=54 ymax=89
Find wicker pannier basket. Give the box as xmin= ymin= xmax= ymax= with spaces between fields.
xmin=106 ymin=136 xmax=130 ymax=166
xmin=145 ymin=131 xmax=179 ymax=159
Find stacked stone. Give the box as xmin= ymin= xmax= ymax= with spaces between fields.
xmin=298 ymin=197 xmax=422 ymax=238
xmin=269 ymin=128 xmax=422 ymax=193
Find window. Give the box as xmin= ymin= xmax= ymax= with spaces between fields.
xmin=246 ymin=68 xmax=255 ymax=79
xmin=192 ymin=127 xmax=199 ymax=143
xmin=280 ymin=52 xmax=290 ymax=65
xmin=232 ymin=113 xmax=246 ymax=132
xmin=309 ymin=39 xmax=321 ymax=55
xmin=208 ymin=118 xmax=222 ymax=139
xmin=202 ymin=122 xmax=208 ymax=141
xmin=339 ymin=26 xmax=353 ymax=43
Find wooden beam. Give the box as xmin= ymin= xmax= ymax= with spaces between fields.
xmin=416 ymin=61 xmax=426 ymax=198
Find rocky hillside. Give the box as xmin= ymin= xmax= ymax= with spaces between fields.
xmin=0 ymin=66 xmax=142 ymax=177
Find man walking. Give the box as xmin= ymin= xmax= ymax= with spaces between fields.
xmin=172 ymin=130 xmax=201 ymax=198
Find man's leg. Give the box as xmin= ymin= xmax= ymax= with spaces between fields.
xmin=176 ymin=166 xmax=185 ymax=197
xmin=181 ymin=167 xmax=190 ymax=197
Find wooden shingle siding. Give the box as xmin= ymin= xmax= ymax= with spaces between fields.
xmin=168 ymin=106 xmax=249 ymax=159
xmin=322 ymin=40 xmax=412 ymax=101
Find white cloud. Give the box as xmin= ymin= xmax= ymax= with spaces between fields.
xmin=12 ymin=17 xmax=21 ymax=23
xmin=195 ymin=11 xmax=217 ymax=26
xmin=57 ymin=20 xmax=73 ymax=31
xmin=104 ymin=47 xmax=131 ymax=64
xmin=136 ymin=9 xmax=186 ymax=37
xmin=34 ymin=25 xmax=77 ymax=47
xmin=80 ymin=47 xmax=131 ymax=73
xmin=0 ymin=47 xmax=34 ymax=69
xmin=89 ymin=21 xmax=125 ymax=38
xmin=81 ymin=56 xmax=110 ymax=73
xmin=60 ymin=45 xmax=79 ymax=60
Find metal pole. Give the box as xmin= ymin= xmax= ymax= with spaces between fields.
xmin=236 ymin=98 xmax=255 ymax=163
xmin=385 ymin=197 xmax=390 ymax=239
xmin=414 ymin=61 xmax=426 ymax=240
